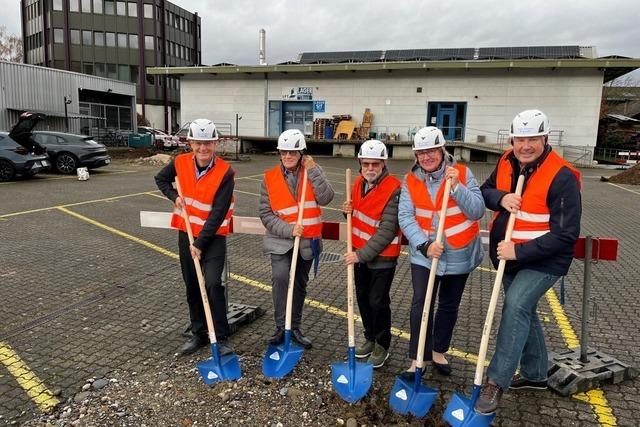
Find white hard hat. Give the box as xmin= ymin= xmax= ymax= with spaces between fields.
xmin=277 ymin=129 xmax=306 ymax=151
xmin=509 ymin=110 xmax=550 ymax=138
xmin=413 ymin=126 xmax=446 ymax=151
xmin=358 ymin=139 xmax=388 ymax=160
xmin=187 ymin=119 xmax=219 ymax=141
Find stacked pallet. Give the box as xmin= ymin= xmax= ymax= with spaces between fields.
xmin=313 ymin=118 xmax=331 ymax=139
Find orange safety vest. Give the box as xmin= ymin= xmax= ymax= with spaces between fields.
xmin=406 ymin=164 xmax=480 ymax=249
xmin=351 ymin=174 xmax=402 ymax=258
xmin=264 ymin=166 xmax=323 ymax=238
xmin=170 ymin=153 xmax=234 ymax=237
xmin=494 ymin=149 xmax=581 ymax=243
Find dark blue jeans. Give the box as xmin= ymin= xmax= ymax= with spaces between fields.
xmin=486 ymin=269 xmax=560 ymax=390
xmin=409 ymin=263 xmax=469 ymax=360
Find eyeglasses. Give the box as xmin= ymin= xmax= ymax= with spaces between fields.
xmin=415 ymin=149 xmax=441 ymax=158
xmin=361 ymin=161 xmax=383 ymax=169
xmin=280 ymin=151 xmax=301 ymax=158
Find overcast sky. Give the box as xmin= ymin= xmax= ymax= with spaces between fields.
xmin=2 ymin=0 xmax=639 ymax=78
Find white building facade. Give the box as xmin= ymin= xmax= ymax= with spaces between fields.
xmin=149 ymin=51 xmax=639 ymax=161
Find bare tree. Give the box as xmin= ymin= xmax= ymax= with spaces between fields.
xmin=0 ymin=26 xmax=23 ymax=63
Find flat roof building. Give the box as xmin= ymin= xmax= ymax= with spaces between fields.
xmin=148 ymin=46 xmax=640 ymax=163
xmin=21 ymin=0 xmax=201 ymax=132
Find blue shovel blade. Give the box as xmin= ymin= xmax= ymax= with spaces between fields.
xmin=388 ymin=371 xmax=438 ymax=418
xmin=331 ymin=359 xmax=373 ymax=403
xmin=262 ymin=334 xmax=304 ymax=379
xmin=443 ymin=388 xmax=495 ymax=427
xmin=196 ymin=344 xmax=242 ymax=385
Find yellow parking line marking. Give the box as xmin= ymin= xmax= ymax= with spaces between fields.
xmin=0 ymin=342 xmax=59 ymax=413
xmin=56 ymin=207 xmax=179 ymax=260
xmin=145 ymin=191 xmax=167 ymax=200
xmin=0 ymin=190 xmax=161 ymax=219
xmin=574 ymin=390 xmax=617 ymax=426
xmin=607 ymin=182 xmax=640 ymax=196
xmin=236 ymin=173 xmax=266 ymax=180
xmin=545 ymin=288 xmax=580 ymax=349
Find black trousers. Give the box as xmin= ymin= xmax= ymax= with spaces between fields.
xmin=354 ymin=263 xmax=396 ymax=350
xmin=178 ymin=231 xmax=230 ymax=341
xmin=409 ymin=263 xmax=469 ymax=360
xmin=270 ymin=250 xmax=313 ymax=330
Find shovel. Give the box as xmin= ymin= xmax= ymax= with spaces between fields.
xmin=331 ymin=168 xmax=374 ymax=403
xmin=389 ymin=178 xmax=452 ymax=417
xmin=443 ymin=174 xmax=525 ymax=426
xmin=175 ymin=177 xmax=242 ymax=385
xmin=262 ymin=168 xmax=309 ymax=378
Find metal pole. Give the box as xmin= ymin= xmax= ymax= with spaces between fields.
xmin=580 ymin=235 xmax=593 ymax=363
xmin=64 ymin=96 xmax=69 ymax=132
xmin=223 ymin=243 xmax=230 ymax=314
xmin=235 ymin=113 xmax=240 ymax=160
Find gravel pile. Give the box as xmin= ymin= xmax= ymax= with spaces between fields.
xmin=607 ymin=164 xmax=640 ymax=185
xmin=23 ymin=353 xmax=444 ymax=426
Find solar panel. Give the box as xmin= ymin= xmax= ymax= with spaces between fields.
xmin=477 ymin=46 xmax=582 ymax=60
xmin=299 ymin=51 xmax=382 ymax=64
xmin=385 ymin=48 xmax=475 ymax=61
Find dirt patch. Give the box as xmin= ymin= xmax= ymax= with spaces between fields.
xmin=606 ymin=164 xmax=640 ymax=185
xmin=107 ymin=147 xmax=161 ymax=160
xmin=24 ymin=354 xmax=448 ymax=426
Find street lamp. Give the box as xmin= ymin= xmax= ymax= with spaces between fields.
xmin=235 ymin=113 xmax=243 ymax=160
xmin=64 ymin=96 xmax=72 ymax=132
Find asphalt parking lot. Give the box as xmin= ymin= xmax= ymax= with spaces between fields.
xmin=1 ymin=155 xmax=639 ymax=426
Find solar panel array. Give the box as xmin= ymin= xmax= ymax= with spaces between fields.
xmin=299 ymin=51 xmax=383 ymax=64
xmin=477 ymin=46 xmax=582 ymax=60
xmin=296 ymin=46 xmax=583 ymax=65
xmin=385 ymin=48 xmax=476 ymax=61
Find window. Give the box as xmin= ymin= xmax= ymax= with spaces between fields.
xmin=107 ymin=63 xmax=117 ymax=79
xmin=105 ymin=32 xmax=115 ymax=47
xmin=53 ymin=28 xmax=64 ymax=43
xmin=130 ymin=65 xmax=139 ymax=83
xmin=127 ymin=2 xmax=136 ymax=16
xmin=118 ymin=64 xmax=129 ymax=81
xmin=117 ymin=33 xmax=127 ymax=48
xmin=144 ymin=3 xmax=153 ymax=18
xmin=53 ymin=0 xmax=62 ymax=10
xmin=70 ymin=29 xmax=80 ymax=45
xmin=93 ymin=0 xmax=102 ymax=13
xmin=82 ymin=30 xmax=92 ymax=45
xmin=82 ymin=0 xmax=91 ymax=12
xmin=71 ymin=61 xmax=81 ymax=72
xmin=83 ymin=63 xmax=93 ymax=74
xmin=69 ymin=0 xmax=79 ymax=12
xmin=104 ymin=1 xmax=114 ymax=14
xmin=128 ymin=34 xmax=138 ymax=49
xmin=144 ymin=35 xmax=154 ymax=50
xmin=95 ymin=62 xmax=105 ymax=77
xmin=116 ymin=1 xmax=125 ymax=15
xmin=94 ymin=31 xmax=104 ymax=46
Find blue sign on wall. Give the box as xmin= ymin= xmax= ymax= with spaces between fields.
xmin=313 ymin=100 xmax=326 ymax=113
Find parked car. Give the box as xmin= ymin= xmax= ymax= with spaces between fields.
xmin=0 ymin=112 xmax=50 ymax=182
xmin=32 ymin=131 xmax=111 ymax=174
xmin=138 ymin=126 xmax=182 ymax=150
xmin=173 ymin=122 xmax=191 ymax=145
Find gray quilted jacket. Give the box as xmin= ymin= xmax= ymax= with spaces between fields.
xmin=259 ymin=164 xmax=335 ymax=260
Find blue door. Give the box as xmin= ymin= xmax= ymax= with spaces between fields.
xmin=437 ymin=106 xmax=456 ymax=140
xmin=427 ymin=102 xmax=467 ymax=141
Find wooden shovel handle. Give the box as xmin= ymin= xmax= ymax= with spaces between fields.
xmin=473 ymin=174 xmax=525 ymax=385
xmin=416 ymin=178 xmax=452 ymax=368
xmin=175 ymin=177 xmax=217 ymax=344
xmin=284 ymin=168 xmax=308 ymax=331
xmin=345 ymin=169 xmax=355 ymax=347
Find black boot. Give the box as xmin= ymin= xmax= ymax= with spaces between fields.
xmin=268 ymin=327 xmax=284 ymax=345
xmin=291 ymin=329 xmax=312 ymax=349
xmin=179 ymin=335 xmax=208 ymax=354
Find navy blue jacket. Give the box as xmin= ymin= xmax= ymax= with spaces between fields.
xmin=480 ymin=146 xmax=581 ymax=276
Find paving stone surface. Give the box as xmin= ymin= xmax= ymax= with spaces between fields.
xmin=0 ymin=156 xmax=638 ymax=426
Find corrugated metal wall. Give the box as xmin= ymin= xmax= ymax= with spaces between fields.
xmin=0 ymin=61 xmax=136 ymax=132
